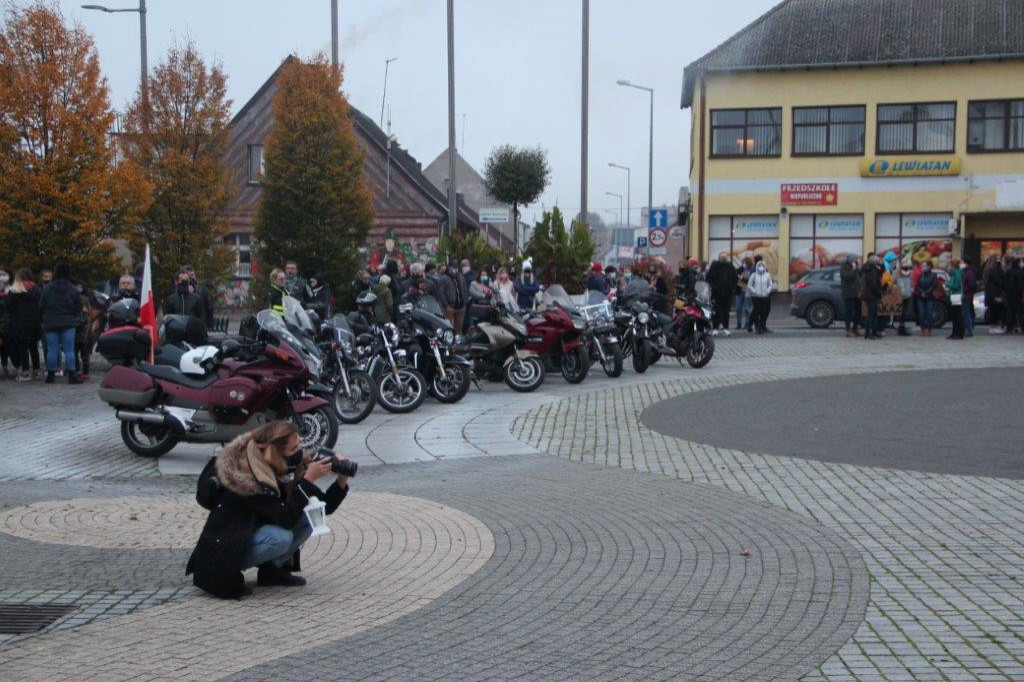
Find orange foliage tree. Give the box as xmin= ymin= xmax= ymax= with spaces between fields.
xmin=254 ymin=55 xmax=374 ymax=300
xmin=0 ymin=1 xmax=150 ymax=279
xmin=123 ymin=40 xmax=235 ymax=292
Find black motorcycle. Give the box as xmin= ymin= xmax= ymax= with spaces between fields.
xmin=397 ymin=295 xmax=472 ymax=404
xmin=580 ymin=292 xmax=623 ymax=378
xmin=322 ymin=313 xmax=377 ymax=424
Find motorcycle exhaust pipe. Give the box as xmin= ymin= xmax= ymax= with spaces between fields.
xmin=115 ymin=409 xmax=169 ymax=425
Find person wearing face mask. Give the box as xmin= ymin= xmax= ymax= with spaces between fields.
xmin=859 ymin=253 xmax=884 ymax=340
xmin=621 ymin=266 xmax=634 ymax=290
xmin=162 ymin=268 xmax=205 ymax=321
xmin=675 ymin=259 xmax=699 ymax=301
xmin=108 ymin=274 xmax=139 ymax=305
xmin=186 ymin=421 xmax=351 ymax=599
xmin=914 ymin=260 xmax=938 ymax=336
xmin=705 ymin=253 xmax=738 ymax=337
xmin=495 ymin=267 xmax=515 ymax=304
xmin=515 ymin=260 xmax=541 ymax=310
xmin=746 ymin=260 xmax=775 ymax=334
xmin=467 ymin=269 xmax=494 ymax=330
xmin=945 ymin=259 xmax=964 ymax=340
xmin=460 ymin=259 xmax=476 ymax=289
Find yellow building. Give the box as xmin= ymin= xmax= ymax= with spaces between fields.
xmin=682 ymin=0 xmax=1024 ymax=290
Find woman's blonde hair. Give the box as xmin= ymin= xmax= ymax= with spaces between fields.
xmin=378 ymin=274 xmax=391 ymax=286
xmin=250 ymin=421 xmax=299 ymax=474
xmin=10 ymin=267 xmax=33 ymax=294
xmin=269 ymin=268 xmax=284 ymax=284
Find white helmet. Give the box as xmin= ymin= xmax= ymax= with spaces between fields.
xmin=179 ymin=346 xmax=220 ymax=376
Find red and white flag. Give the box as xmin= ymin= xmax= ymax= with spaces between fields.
xmin=139 ymin=244 xmax=157 ymax=363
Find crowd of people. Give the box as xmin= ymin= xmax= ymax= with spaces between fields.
xmin=0 ymin=260 xmax=217 ymax=385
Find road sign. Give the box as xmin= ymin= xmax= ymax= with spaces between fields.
xmin=478 ymin=207 xmax=510 ymax=223
xmin=636 ymin=236 xmax=648 ymax=249
xmin=648 ymin=208 xmax=669 ymax=229
xmin=649 ymin=247 xmax=667 ymax=256
xmin=648 ymin=228 xmax=667 ymax=248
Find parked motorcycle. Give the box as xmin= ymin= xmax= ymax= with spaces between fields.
xmin=661 ymin=282 xmax=716 ymax=369
xmin=362 ymin=318 xmax=427 ymax=414
xmin=397 ymin=295 xmax=472 ymax=404
xmin=322 ymin=313 xmax=377 ymax=424
xmin=524 ymin=285 xmax=589 ymax=384
xmin=96 ymin=309 xmax=338 ymax=458
xmin=580 ymin=291 xmax=623 ymax=378
xmin=464 ymin=292 xmax=546 ymax=392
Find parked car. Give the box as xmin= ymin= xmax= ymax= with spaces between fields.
xmin=790 ymin=265 xmax=949 ymax=329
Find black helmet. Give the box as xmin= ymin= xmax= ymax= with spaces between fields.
xmin=107 ymin=298 xmax=140 ymax=327
xmin=355 ymin=290 xmax=378 ymax=307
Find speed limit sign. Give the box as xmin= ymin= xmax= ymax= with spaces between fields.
xmin=648 ymin=228 xmax=667 ymax=248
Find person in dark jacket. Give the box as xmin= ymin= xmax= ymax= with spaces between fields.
xmin=347 ymin=270 xmax=372 ymax=313
xmin=1003 ymin=256 xmax=1022 ymax=334
xmin=283 ymin=260 xmax=311 ymax=305
xmin=675 ymin=258 xmax=699 ymax=302
xmin=184 ymin=265 xmax=214 ymax=327
xmin=705 ymin=253 xmax=738 ymax=336
xmin=307 ymin=273 xmax=331 ymax=319
xmin=460 ymin=259 xmax=476 ymax=289
xmin=442 ymin=262 xmax=468 ymax=331
xmin=984 ymin=256 xmax=1005 ymax=331
xmin=163 ymin=268 xmax=205 ymax=321
xmin=515 ymin=261 xmax=541 ymax=310
xmin=586 ymin=261 xmax=608 ymax=295
xmin=839 ymin=257 xmax=861 ymax=337
xmin=5 ymin=268 xmax=42 ymax=381
xmin=860 ymin=253 xmax=883 ymax=340
xmin=186 ymin=421 xmax=350 ymax=599
xmin=961 ymin=257 xmax=977 ymax=337
xmin=108 ymin=274 xmax=139 ymax=305
xmin=40 ymin=262 xmax=84 ymax=383
xmin=914 ymin=261 xmax=938 ymax=336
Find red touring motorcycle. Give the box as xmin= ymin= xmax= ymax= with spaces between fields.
xmin=520 ymin=285 xmax=589 ymax=384
xmin=96 ymin=310 xmax=338 ymax=457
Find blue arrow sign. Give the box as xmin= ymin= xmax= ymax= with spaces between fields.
xmin=648 ymin=209 xmax=669 ymax=228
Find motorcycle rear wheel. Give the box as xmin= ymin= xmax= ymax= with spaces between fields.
xmin=291 ymin=404 xmax=339 ymax=450
xmin=686 ymin=335 xmax=715 ymax=369
xmin=121 ymin=420 xmax=178 ymax=458
xmin=333 ymin=370 xmax=376 ymax=424
xmin=503 ymin=356 xmax=545 ymax=392
xmin=601 ymin=343 xmax=623 ymax=378
xmin=432 ymin=363 xmax=472 ymax=404
xmin=377 ymin=368 xmax=427 ymax=414
xmin=560 ymin=345 xmax=590 ymax=384
xmin=632 ymin=338 xmax=652 ymax=374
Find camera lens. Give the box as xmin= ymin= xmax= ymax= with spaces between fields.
xmin=330 ymin=457 xmax=357 ymax=477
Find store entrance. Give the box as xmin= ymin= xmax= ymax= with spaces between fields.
xmin=964 ymin=238 xmax=1024 ymax=265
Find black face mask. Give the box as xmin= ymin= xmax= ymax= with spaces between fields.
xmin=177 ymin=282 xmax=190 ymax=294
xmin=119 ymin=288 xmax=135 ymax=299
xmin=285 ymin=448 xmax=304 ymax=470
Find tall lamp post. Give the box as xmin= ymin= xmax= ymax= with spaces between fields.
xmin=82 ymin=2 xmax=148 ymax=112
xmin=616 ymin=79 xmax=653 ymax=228
xmin=445 ymin=0 xmax=457 ymax=239
xmin=608 ymin=162 xmax=630 ymax=230
xmin=580 ymin=0 xmax=590 ymax=224
xmin=330 ymin=0 xmax=338 ymax=68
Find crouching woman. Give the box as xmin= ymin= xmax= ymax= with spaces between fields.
xmin=186 ymin=421 xmax=350 ymax=599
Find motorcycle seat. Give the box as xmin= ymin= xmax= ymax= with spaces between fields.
xmin=140 ymin=362 xmax=219 ymax=389
xmin=656 ymin=312 xmax=674 ymax=325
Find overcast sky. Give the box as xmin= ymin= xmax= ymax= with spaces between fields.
xmin=54 ymin=0 xmax=778 ymax=227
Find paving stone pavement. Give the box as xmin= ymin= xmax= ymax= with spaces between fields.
xmin=511 ymin=339 xmax=1024 ymax=681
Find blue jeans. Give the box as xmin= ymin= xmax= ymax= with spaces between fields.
xmin=244 ymin=516 xmax=313 ymax=569
xmin=963 ymin=300 xmax=975 ymax=334
xmin=735 ymin=293 xmax=751 ymax=327
xmin=44 ymin=328 xmax=76 ymax=373
xmin=843 ymin=298 xmax=861 ymax=331
xmin=917 ymin=299 xmax=934 ymax=330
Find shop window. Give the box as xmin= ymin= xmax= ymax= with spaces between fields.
xmin=980 ymin=240 xmax=1024 ymax=262
xmin=792 ymin=106 xmax=865 ymax=156
xmin=968 ymin=100 xmax=1024 ymax=152
xmin=710 ymin=108 xmax=781 ymax=157
xmin=875 ymin=213 xmax=953 ymax=268
xmin=789 ymin=215 xmax=864 ymax=281
xmin=877 ymin=102 xmax=955 ymax=154
xmin=247 ymin=144 xmax=264 ymax=184
xmin=708 ymin=215 xmax=780 ymax=276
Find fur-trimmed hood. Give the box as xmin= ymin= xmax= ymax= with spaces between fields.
xmin=215 ymin=432 xmax=297 ymax=497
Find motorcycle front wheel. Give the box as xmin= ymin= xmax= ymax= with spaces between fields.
xmin=292 ymin=404 xmax=339 ymax=450
xmin=632 ymin=338 xmax=652 ymax=374
xmin=377 ymin=367 xmax=427 ymax=414
xmin=686 ymin=334 xmax=715 ymax=369
xmin=601 ymin=342 xmax=623 ymax=378
xmin=560 ymin=345 xmax=590 ymax=384
xmin=333 ymin=370 xmax=376 ymax=424
xmin=120 ymin=420 xmax=178 ymax=458
xmin=432 ymin=362 xmax=472 ymax=404
xmin=503 ymin=356 xmax=545 ymax=392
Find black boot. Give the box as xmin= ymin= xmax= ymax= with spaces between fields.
xmin=67 ymin=373 xmax=83 ymax=384
xmin=45 ymin=371 xmax=55 ymax=384
xmin=257 ymin=564 xmax=306 ymax=587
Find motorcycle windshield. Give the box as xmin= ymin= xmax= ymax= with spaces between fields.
xmin=540 ymin=285 xmax=579 ymax=314
xmin=586 ymin=290 xmax=607 ymax=305
xmin=497 ymin=287 xmax=520 ymax=312
xmin=282 ymin=296 xmax=314 ymax=336
xmin=621 ymin=278 xmax=653 ymax=301
xmin=330 ymin=313 xmax=354 ymax=341
xmin=694 ymin=281 xmax=711 ymax=306
xmin=414 ymin=294 xmax=445 ymax=318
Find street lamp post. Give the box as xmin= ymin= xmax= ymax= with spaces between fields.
xmin=83 ymin=2 xmax=147 ymax=111
xmin=445 ymin=0 xmax=457 ymax=239
xmin=580 ymin=0 xmax=590 ymax=223
xmin=616 ymin=79 xmax=654 ymax=230
xmin=331 ymin=0 xmax=339 ymax=69
xmin=605 ymin=191 xmax=622 ymax=230
xmin=380 ymin=57 xmax=397 ymax=128
xmin=608 ymin=163 xmax=630 ymax=230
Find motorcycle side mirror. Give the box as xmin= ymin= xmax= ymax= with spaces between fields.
xmin=220 ymin=339 xmax=240 ymax=357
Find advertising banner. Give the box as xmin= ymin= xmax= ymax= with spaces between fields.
xmin=781 ymin=183 xmax=838 ymax=205
xmin=860 ymin=157 xmax=960 ymax=177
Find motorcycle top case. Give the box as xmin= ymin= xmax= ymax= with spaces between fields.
xmin=99 ymin=365 xmax=159 ymax=408
xmin=208 ymin=376 xmax=261 ymax=410
xmin=97 ymin=326 xmax=152 ymax=364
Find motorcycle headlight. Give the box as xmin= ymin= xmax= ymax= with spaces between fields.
xmin=443 ymin=329 xmax=455 ymax=345
xmin=638 ymin=312 xmax=650 ymax=324
xmin=306 ymin=355 xmax=321 ymax=377
xmin=573 ymin=320 xmax=585 ymax=331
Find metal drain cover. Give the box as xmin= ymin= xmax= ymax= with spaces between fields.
xmin=0 ymin=604 xmax=76 ymax=634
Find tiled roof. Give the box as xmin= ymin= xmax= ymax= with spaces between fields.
xmin=681 ymin=0 xmax=1024 ymax=107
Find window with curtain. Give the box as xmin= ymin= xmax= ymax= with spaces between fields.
xmin=877 ymin=103 xmax=955 ymax=154
xmin=793 ymin=106 xmax=865 ymax=155
xmin=710 ymin=108 xmax=782 ymax=157
xmin=968 ymin=100 xmax=1024 ymax=152
xmin=247 ymin=144 xmax=264 ymax=184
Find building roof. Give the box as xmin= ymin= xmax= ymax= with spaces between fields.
xmin=681 ymin=0 xmax=1024 ymax=107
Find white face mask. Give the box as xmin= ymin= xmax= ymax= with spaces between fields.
xmin=756 ymin=264 xmax=766 ymax=273
xmin=959 ymin=263 xmax=966 ymax=270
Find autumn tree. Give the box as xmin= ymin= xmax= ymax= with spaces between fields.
xmin=437 ymin=230 xmax=506 ymax=272
xmin=523 ymin=207 xmax=595 ymax=294
xmin=255 ymin=56 xmax=374 ymax=298
xmin=123 ymin=40 xmax=234 ymax=291
xmin=483 ymin=145 xmax=550 ymax=256
xmin=0 ymin=1 xmax=150 ymax=278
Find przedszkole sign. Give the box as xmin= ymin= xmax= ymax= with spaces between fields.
xmin=781 ymin=183 xmax=838 ymax=206
xmin=860 ymin=157 xmax=960 ymax=177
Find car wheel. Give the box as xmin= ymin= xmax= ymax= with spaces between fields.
xmin=806 ymin=300 xmax=835 ymax=329
xmin=932 ymin=302 xmax=949 ymax=329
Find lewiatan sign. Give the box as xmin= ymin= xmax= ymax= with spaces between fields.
xmin=860 ymin=157 xmax=960 ymax=177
